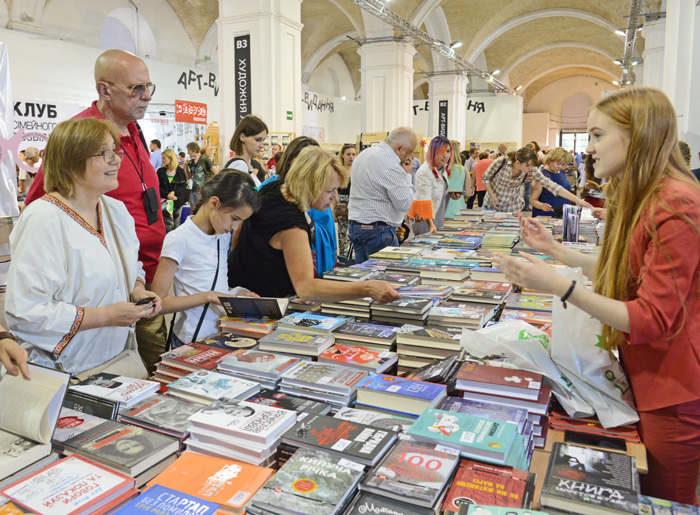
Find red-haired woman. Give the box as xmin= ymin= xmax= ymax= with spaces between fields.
xmin=413 ymin=135 xmax=462 ymax=234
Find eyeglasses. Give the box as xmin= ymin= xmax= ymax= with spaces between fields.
xmin=106 ymin=81 xmax=156 ymax=98
xmin=91 ymin=149 xmax=125 ymax=163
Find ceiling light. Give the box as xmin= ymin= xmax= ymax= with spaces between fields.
xmin=341 ymin=96 xmax=346 ymax=101
xmin=449 ymin=41 xmax=462 ymax=49
xmin=515 ymin=85 xmax=522 ymax=91
xmin=612 ymin=80 xmax=620 ymax=85
xmin=613 ymin=59 xmax=623 ymax=65
xmin=615 ymin=29 xmax=626 ymax=36
xmin=492 ymin=69 xmax=500 ymax=76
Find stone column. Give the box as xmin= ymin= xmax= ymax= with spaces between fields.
xmin=640 ymin=19 xmax=665 ymax=89
xmin=357 ymin=41 xmax=416 ymax=132
xmin=428 ymin=73 xmax=469 ymax=144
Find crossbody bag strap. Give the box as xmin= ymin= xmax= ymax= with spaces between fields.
xmin=191 ymin=239 xmax=220 ymax=343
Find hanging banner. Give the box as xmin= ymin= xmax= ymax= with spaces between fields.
xmin=175 ymin=100 xmax=207 ymax=124
xmin=234 ymin=34 xmax=251 ymax=125
xmin=438 ymin=100 xmax=448 ymax=138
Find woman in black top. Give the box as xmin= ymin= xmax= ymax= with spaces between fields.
xmin=228 ymin=146 xmax=399 ymax=303
xmin=157 ymin=149 xmax=189 ymax=232
xmin=335 ymin=143 xmax=356 ymax=259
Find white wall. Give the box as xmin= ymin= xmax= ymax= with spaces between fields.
xmin=465 ymin=94 xmax=523 ymax=149
xmin=301 ymin=88 xmax=361 ymax=144
xmin=306 ymin=54 xmax=356 ymax=100
xmin=522 ymin=112 xmax=551 ymax=149
xmin=412 ymin=99 xmax=430 ymax=137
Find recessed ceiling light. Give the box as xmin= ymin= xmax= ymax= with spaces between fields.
xmin=450 ymin=41 xmax=462 ymax=49
xmin=492 ymin=69 xmax=500 ymax=76
xmin=615 ymin=29 xmax=626 ymax=36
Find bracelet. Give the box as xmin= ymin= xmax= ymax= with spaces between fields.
xmin=560 ymin=280 xmax=577 ymax=309
xmin=0 ymin=331 xmax=17 ymax=342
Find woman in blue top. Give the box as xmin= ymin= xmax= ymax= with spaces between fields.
xmin=529 ymin=147 xmax=573 ymax=218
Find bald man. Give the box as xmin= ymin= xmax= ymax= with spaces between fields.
xmin=25 ymin=50 xmax=167 ymax=371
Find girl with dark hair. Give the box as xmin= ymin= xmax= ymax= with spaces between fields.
xmin=224 ymin=115 xmax=269 ymax=187
xmin=152 ymin=170 xmax=261 ymax=348
xmin=483 ymin=147 xmax=591 ymax=212
xmin=336 ymin=143 xmax=357 ymax=258
xmin=578 ymin=153 xmax=607 ymax=208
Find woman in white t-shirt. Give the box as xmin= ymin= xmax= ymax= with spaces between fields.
xmin=152 ymin=170 xmax=260 ymax=348
xmin=223 ymin=115 xmax=268 ymax=187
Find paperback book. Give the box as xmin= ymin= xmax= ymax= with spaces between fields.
xmin=333 ymin=407 xmax=414 ymax=436
xmin=277 ymin=312 xmax=348 ymax=334
xmin=438 ymin=397 xmax=528 ymax=435
xmin=193 ymin=332 xmax=258 ymax=351
xmin=319 ymin=344 xmax=398 ymax=373
xmin=69 ymin=374 xmax=159 ymax=408
xmin=355 ymin=374 xmax=447 ymax=417
xmin=216 ymin=348 xmax=300 ymax=379
xmin=245 ymin=390 xmax=332 ymax=418
xmin=112 ymin=484 xmax=220 ymax=515
xmin=333 ymin=322 xmax=398 ymax=346
xmin=455 ymin=363 xmax=543 ymax=401
xmin=257 ymin=330 xmax=335 ymax=356
xmin=344 ymin=491 xmax=434 ymax=515
xmin=166 ymin=369 xmax=260 ymax=404
xmin=118 ymin=394 xmax=202 ymax=438
xmin=280 ymin=362 xmax=368 ymax=396
xmin=158 ymin=343 xmax=233 ymax=372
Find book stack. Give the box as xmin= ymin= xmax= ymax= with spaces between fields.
xmin=441 ymin=458 xmax=536 ymax=514
xmin=319 ymin=344 xmax=398 ymax=373
xmin=402 ymin=354 xmax=462 ymax=390
xmin=218 ymin=315 xmax=279 ymax=338
xmin=63 ymin=388 xmax=121 ymax=419
xmin=333 ymin=321 xmax=398 ymax=352
xmin=118 ymin=394 xmax=202 ymax=445
xmin=247 ymin=448 xmax=364 ymax=515
xmin=451 ymin=280 xmax=514 ymax=305
xmin=187 ymin=399 xmax=296 ymax=466
xmin=480 ymin=229 xmax=519 ymax=252
xmin=69 ymin=374 xmax=160 ymax=408
xmin=504 ymin=293 xmax=554 ymax=316
xmin=193 ymin=331 xmax=259 ymax=351
xmin=320 ymin=297 xmax=373 ymax=321
xmin=468 ymin=265 xmax=508 ymax=282
xmin=540 ymin=442 xmax=639 ymax=515
xmin=427 ymin=301 xmax=494 ymax=330
xmin=397 ymin=284 xmax=454 ymax=300
xmin=149 ymin=451 xmax=273 ymax=515
xmin=355 ymin=374 xmax=447 ymax=418
xmin=368 ymin=270 xmax=420 ymax=287
xmin=407 ymin=409 xmax=519 ymax=466
xmin=333 ymin=406 xmax=414 ymax=437
xmin=278 ymin=361 xmax=368 ymax=411
xmin=279 ymin=414 xmax=398 ymax=466
xmin=359 ymin=440 xmax=460 ymax=510
xmin=277 ymin=311 xmax=348 ymax=334
xmin=153 ymin=343 xmax=235 ymax=384
xmin=257 ymin=329 xmax=335 ymax=357
xmin=395 ymin=325 xmax=463 ymax=373
xmin=166 ymin=369 xmax=260 ymax=405
xmin=245 ymin=390 xmax=332 ymax=419
xmin=1 ymin=455 xmax=138 ymax=515
xmin=436 ymin=234 xmax=483 ymax=250
xmin=286 ymin=295 xmax=322 ymax=313
xmin=217 ymin=348 xmax=301 ymax=389
xmin=370 ymin=297 xmax=434 ymax=326
xmin=369 ymin=245 xmax=423 ymax=260
xmin=323 ymin=266 xmax=376 ymax=282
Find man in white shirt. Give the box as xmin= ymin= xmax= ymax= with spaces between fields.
xmin=347 ymin=127 xmax=418 ymax=263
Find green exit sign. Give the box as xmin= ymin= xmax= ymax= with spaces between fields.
xmin=286 ymin=111 xmax=293 ymax=120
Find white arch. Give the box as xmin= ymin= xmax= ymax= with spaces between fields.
xmin=501 ymin=42 xmax=617 ymax=79
xmin=8 ymin=0 xmax=46 ymax=34
xmin=423 ymin=7 xmax=453 ymax=72
xmin=302 ymin=30 xmax=359 ymax=83
xmin=100 ymin=7 xmax=158 ymax=59
xmin=468 ymin=9 xmax=619 ymax=62
xmin=196 ymin=23 xmax=218 ymax=67
xmin=362 ymin=9 xmax=393 ymax=38
xmin=413 ymin=77 xmax=428 ymax=91
xmin=520 ymin=64 xmax=617 ymax=91
xmin=327 ymin=0 xmax=362 ymax=33
xmin=409 ymin=0 xmax=441 ymax=27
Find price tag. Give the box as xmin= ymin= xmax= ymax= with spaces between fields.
xmin=435 ymin=444 xmax=460 ymax=456
xmin=331 ymin=438 xmax=351 ymax=452
xmin=338 ymin=458 xmax=364 ymax=472
xmin=460 ymin=431 xmax=476 ymax=444
xmin=228 ymin=491 xmax=250 ymax=506
xmin=528 ymin=381 xmax=541 ymax=390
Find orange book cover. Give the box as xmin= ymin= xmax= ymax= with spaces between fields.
xmin=147 ymin=452 xmax=273 ymax=514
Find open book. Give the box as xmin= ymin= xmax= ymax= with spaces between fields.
xmin=0 ymin=364 xmax=70 ymax=480
xmin=219 ymin=296 xmax=289 ymax=318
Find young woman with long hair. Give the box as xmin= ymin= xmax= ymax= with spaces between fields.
xmin=494 ymin=87 xmax=700 ymax=503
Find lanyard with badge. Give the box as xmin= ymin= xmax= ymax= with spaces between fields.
xmin=123 ymin=127 xmax=160 ymax=225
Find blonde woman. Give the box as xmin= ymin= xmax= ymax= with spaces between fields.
xmin=529 ymin=147 xmax=574 ymax=217
xmin=157 ymin=148 xmax=189 ymax=232
xmin=494 ymin=87 xmax=700 ymax=503
xmin=228 ymin=146 xmax=399 ymax=303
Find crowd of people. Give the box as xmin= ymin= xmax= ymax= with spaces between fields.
xmin=1 ymin=48 xmax=700 ymax=504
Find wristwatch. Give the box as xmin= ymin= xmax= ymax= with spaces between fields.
xmin=0 ymin=331 xmax=17 ymax=342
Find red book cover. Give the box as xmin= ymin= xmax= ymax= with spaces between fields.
xmin=441 ymin=459 xmax=530 ymax=513
xmin=460 ymin=280 xmax=513 ymax=292
xmin=166 ymin=343 xmax=232 ymax=370
xmin=456 ymin=362 xmax=543 ymax=400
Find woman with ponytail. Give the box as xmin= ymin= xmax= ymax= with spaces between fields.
xmin=494 ymin=87 xmax=700 ymax=503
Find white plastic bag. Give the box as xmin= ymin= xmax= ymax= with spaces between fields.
xmin=461 ymin=320 xmax=594 ymax=418
xmin=550 ymin=268 xmax=638 ymax=428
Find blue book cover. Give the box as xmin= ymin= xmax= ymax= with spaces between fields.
xmin=115 ymin=484 xmax=220 ymax=515
xmin=407 ymin=409 xmax=517 ymax=465
xmin=357 ymin=374 xmax=447 ymax=402
xmin=278 ymin=312 xmax=348 ymax=332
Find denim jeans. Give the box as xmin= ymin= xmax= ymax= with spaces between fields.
xmin=348 ymin=222 xmax=398 ymax=263
xmin=523 ymin=181 xmax=531 ymax=210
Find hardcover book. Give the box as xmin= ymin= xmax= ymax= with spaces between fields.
xmin=245 ymin=390 xmax=332 ymax=418
xmin=407 ymin=409 xmax=517 ymax=465
xmin=277 ymin=312 xmax=348 ymax=334
xmin=395 ymin=325 xmax=462 ymax=351
xmin=319 ymin=344 xmax=398 ymax=373
xmin=257 ymin=330 xmax=335 ymax=355
xmin=0 ymin=364 xmax=70 ymax=481
xmin=334 ymin=322 xmax=398 ymax=345
xmin=281 ymin=414 xmax=398 ymax=466
xmin=69 ymin=374 xmax=159 ymax=408
xmin=248 ymin=448 xmax=364 ymax=515
xmin=217 ymin=348 xmax=300 ymax=378
xmin=455 ymin=363 xmax=543 ymax=401
xmin=60 ymin=420 xmax=179 ymax=476
xmin=355 ymin=374 xmax=446 ymax=417
xmin=324 ymin=267 xmax=376 ymax=281
xmin=280 ymin=362 xmax=368 ymax=396
xmin=461 ymin=384 xmax=553 ymax=416
xmin=218 ymin=316 xmax=278 ymax=335
xmin=188 ymin=399 xmax=296 ymax=446
xmin=119 ymin=394 xmax=202 ymax=437
xmin=62 ymin=390 xmax=120 ymax=420
xmin=112 ymin=484 xmax=220 ymax=515
xmin=193 ymin=332 xmax=258 ymax=350
xmin=52 ymin=408 xmax=106 ymax=449
xmin=360 ymin=440 xmax=459 ymax=507
xmin=334 ymin=407 xmax=414 ymax=436
xmin=218 ymin=296 xmax=289 ymax=318
xmin=159 ymin=343 xmax=233 ymax=372
xmin=1 ymin=455 xmax=136 ymax=515
xmin=451 ymin=288 xmax=509 ymax=304
xmin=459 ymin=280 xmax=514 ymax=293
xmin=146 ymin=451 xmax=273 ymax=515
xmin=438 ymin=397 xmax=528 ymax=435
xmin=505 ymin=294 xmax=555 ymax=313
xmin=541 ymin=442 xmax=639 ymax=515
xmin=166 ymin=370 xmax=260 ymax=404
xmin=345 ymin=491 xmax=434 ymax=515
xmin=368 ymin=271 xmax=420 ymax=286
xmin=370 ymin=297 xmax=434 ymax=314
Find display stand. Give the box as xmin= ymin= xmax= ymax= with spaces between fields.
xmin=195 ymin=131 xmax=221 ymax=169
xmin=265 ymin=132 xmax=295 ymax=157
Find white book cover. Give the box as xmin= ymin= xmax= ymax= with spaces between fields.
xmin=189 ymin=400 xmax=296 ymax=445
xmin=217 ymin=349 xmax=300 ymax=378
xmin=69 ymin=374 xmax=159 ymax=407
xmin=52 ymin=407 xmax=105 ymax=444
xmin=168 ymin=370 xmax=259 ymax=402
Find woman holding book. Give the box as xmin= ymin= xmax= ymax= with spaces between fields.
xmin=494 ymin=87 xmax=700 ymax=504
xmin=529 ymin=147 xmax=575 ymax=218
xmin=228 ymin=146 xmax=399 ymax=304
xmin=5 ymin=118 xmax=161 ymax=376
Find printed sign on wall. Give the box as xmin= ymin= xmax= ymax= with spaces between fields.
xmin=234 ymin=34 xmax=252 ymax=125
xmin=438 ymin=100 xmax=448 ymax=138
xmin=175 ymin=100 xmax=207 ymax=124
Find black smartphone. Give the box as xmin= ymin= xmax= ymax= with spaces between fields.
xmin=135 ymin=297 xmax=156 ymax=306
